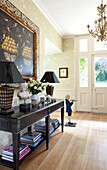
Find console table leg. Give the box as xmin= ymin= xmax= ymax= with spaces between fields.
xmin=46 ymin=116 xmax=50 ymax=150
xmin=61 ymin=107 xmax=64 ymax=132
xmin=28 ymin=126 xmax=31 ymax=132
xmin=12 ymin=133 xmax=20 ymax=170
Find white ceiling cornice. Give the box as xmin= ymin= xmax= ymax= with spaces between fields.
xmin=63 ymin=33 xmax=90 ymax=39
xmin=32 ymin=0 xmax=63 ymax=37
xmin=63 ymin=35 xmax=75 ymax=39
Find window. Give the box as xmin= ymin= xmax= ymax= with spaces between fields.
xmin=94 ymin=57 xmax=107 ymax=87
xmin=79 ymin=39 xmax=88 ymax=52
xmin=80 ymin=58 xmax=88 ymax=87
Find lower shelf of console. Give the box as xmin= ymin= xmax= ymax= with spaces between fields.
xmin=0 ymin=124 xmax=60 ymax=169
xmin=0 ymin=138 xmax=45 ymax=168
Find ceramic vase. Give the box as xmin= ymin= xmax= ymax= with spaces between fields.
xmin=31 ymin=94 xmax=40 ymax=104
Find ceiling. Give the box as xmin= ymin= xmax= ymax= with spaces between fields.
xmin=32 ymin=0 xmax=106 ymax=38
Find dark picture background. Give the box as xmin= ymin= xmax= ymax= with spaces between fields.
xmin=0 ymin=9 xmax=34 ymax=76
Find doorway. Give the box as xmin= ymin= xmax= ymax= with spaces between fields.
xmin=75 ymin=35 xmax=107 ymax=113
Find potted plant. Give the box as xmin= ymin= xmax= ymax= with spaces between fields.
xmin=27 ymin=78 xmax=47 ymax=104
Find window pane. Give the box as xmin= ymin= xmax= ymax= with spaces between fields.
xmin=94 ymin=57 xmax=107 ymax=87
xmin=94 ymin=39 xmax=107 ymax=51
xmin=80 ymin=58 xmax=88 ymax=87
xmin=79 ymin=39 xmax=88 ymax=52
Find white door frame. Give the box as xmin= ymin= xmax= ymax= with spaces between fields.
xmin=75 ymin=35 xmax=107 ymax=113
xmin=75 ymin=35 xmax=92 ymax=112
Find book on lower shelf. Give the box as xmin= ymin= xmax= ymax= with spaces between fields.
xmin=1 ymin=144 xmax=31 ymax=162
xmin=50 ymin=118 xmax=60 ymax=129
xmin=34 ymin=121 xmax=54 ymax=135
xmin=20 ymin=131 xmax=43 ymax=147
xmin=34 ymin=119 xmax=60 ymax=135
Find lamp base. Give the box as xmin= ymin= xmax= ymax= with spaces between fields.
xmin=46 ymin=85 xmax=54 ymax=97
xmin=0 ymin=108 xmax=14 ymax=115
xmin=0 ymin=85 xmax=14 ymax=115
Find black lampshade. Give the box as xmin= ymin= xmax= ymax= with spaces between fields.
xmin=41 ymin=71 xmax=59 ymax=83
xmin=0 ymin=61 xmax=24 ymax=83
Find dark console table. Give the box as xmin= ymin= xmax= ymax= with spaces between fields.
xmin=0 ymin=99 xmax=64 ymax=170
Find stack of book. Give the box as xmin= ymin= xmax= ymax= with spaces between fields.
xmin=20 ymin=131 xmax=43 ymax=147
xmin=1 ymin=144 xmax=31 ymax=162
xmin=34 ymin=121 xmax=54 ymax=135
xmin=50 ymin=118 xmax=60 ymax=129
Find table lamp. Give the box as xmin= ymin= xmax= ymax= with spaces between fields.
xmin=0 ymin=61 xmax=24 ymax=115
xmin=40 ymin=71 xmax=59 ymax=97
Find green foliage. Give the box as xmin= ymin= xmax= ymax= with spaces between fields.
xmin=96 ymin=71 xmax=106 ymax=81
xmin=80 ymin=58 xmax=87 ymax=74
xmin=95 ymin=58 xmax=107 ymax=82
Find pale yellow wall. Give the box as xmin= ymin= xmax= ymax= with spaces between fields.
xmin=5 ymin=0 xmax=75 ymax=91
xmin=44 ymin=37 xmax=75 ymax=109
xmin=8 ymin=0 xmax=75 ymax=99
xmin=45 ymin=38 xmax=75 ymax=90
xmin=0 ymin=0 xmax=75 ymax=152
xmin=0 ymin=0 xmax=63 ymax=153
xmin=9 ymin=0 xmax=62 ymax=77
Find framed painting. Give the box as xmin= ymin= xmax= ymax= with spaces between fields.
xmin=0 ymin=0 xmax=40 ymax=81
xmin=59 ymin=68 xmax=68 ymax=78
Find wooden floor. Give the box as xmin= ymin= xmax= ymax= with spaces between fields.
xmin=0 ymin=111 xmax=107 ymax=170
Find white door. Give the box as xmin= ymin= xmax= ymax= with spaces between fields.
xmin=75 ymin=36 xmax=107 ymax=113
xmin=76 ymin=36 xmax=91 ymax=112
xmin=92 ymin=54 xmax=107 ymax=113
xmin=76 ymin=56 xmax=91 ymax=112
